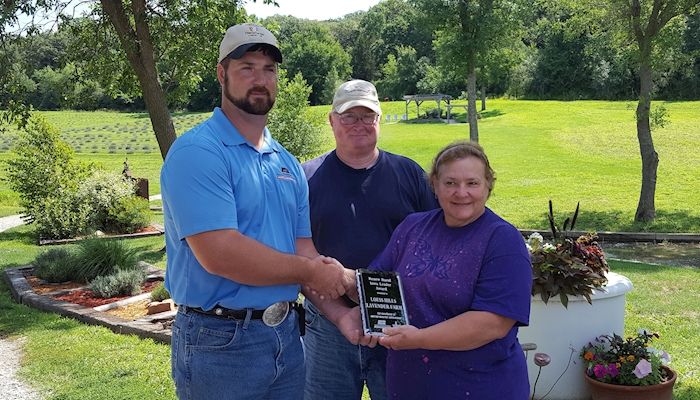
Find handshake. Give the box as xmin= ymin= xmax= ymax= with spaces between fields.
xmin=302 ymin=255 xmax=358 ymax=301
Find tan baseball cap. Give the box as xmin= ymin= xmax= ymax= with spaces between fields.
xmin=218 ymin=23 xmax=282 ymax=64
xmin=332 ymin=79 xmax=382 ymax=115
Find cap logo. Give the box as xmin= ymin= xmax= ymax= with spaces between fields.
xmin=244 ymin=26 xmax=265 ymax=39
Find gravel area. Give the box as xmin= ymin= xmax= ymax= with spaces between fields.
xmin=0 ymin=338 xmax=41 ymax=400
xmin=2 ymin=215 xmax=40 ymax=399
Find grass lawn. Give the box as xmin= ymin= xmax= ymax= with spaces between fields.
xmin=1 ymin=224 xmax=698 ymax=399
xmin=1 ymin=99 xmax=699 ymax=232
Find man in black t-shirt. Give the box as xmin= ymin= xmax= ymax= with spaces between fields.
xmin=302 ymin=79 xmax=438 ymax=400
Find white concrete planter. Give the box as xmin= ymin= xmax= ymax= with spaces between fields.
xmin=518 ymin=272 xmax=633 ymax=400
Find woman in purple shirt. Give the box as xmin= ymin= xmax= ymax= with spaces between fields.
xmin=369 ymin=141 xmax=532 ymax=399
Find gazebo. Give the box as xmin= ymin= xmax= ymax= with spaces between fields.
xmin=403 ymin=94 xmax=453 ymax=121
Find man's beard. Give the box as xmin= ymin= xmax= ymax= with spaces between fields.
xmin=223 ymin=76 xmax=275 ymax=115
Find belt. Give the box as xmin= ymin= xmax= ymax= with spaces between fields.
xmin=189 ymin=305 xmax=268 ymax=320
xmin=185 ymin=302 xmax=304 ymax=334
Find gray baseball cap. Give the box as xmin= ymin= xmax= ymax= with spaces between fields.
xmin=218 ymin=23 xmax=282 ymax=63
xmin=332 ymin=79 xmax=382 ymax=115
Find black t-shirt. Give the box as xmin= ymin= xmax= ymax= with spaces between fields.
xmin=303 ymin=150 xmax=438 ymax=269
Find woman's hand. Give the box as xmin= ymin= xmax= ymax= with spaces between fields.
xmin=379 ymin=325 xmax=423 ymax=350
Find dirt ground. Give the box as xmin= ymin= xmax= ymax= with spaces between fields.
xmin=603 ymin=242 xmax=700 ymax=268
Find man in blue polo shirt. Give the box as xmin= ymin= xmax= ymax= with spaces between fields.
xmin=161 ymin=23 xmax=348 ymax=400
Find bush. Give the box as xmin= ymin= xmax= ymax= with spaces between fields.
xmin=267 ymin=70 xmax=325 ymax=162
xmin=150 ymin=282 xmax=171 ymax=302
xmin=73 ymin=238 xmax=138 ymax=283
xmin=104 ymin=196 xmax=151 ymax=234
xmin=4 ymin=114 xmax=91 ymax=225
xmin=75 ymin=169 xmax=138 ymax=230
xmin=33 ymin=248 xmax=78 ymax=283
xmin=34 ymin=189 xmax=93 ymax=239
xmin=89 ymin=268 xmax=147 ymax=298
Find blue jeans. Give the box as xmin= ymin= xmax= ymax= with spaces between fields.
xmin=171 ymin=306 xmax=305 ymax=400
xmin=303 ymin=302 xmax=388 ymax=400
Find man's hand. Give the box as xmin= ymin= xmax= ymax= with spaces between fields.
xmin=336 ymin=306 xmax=379 ymax=347
xmin=303 ymin=256 xmax=347 ymax=300
xmin=378 ymin=325 xmax=422 ymax=350
xmin=342 ymin=268 xmax=359 ymax=303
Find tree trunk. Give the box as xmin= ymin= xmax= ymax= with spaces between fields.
xmin=634 ymin=54 xmax=658 ymax=222
xmin=100 ymin=0 xmax=177 ymax=160
xmin=480 ymin=82 xmax=486 ymax=111
xmin=467 ymin=68 xmax=479 ymax=142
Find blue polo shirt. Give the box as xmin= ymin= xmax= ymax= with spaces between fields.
xmin=160 ymin=107 xmax=311 ymax=310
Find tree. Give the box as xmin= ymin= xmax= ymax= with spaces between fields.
xmin=413 ymin=0 xmax=518 ymax=142
xmin=376 ymin=45 xmax=421 ymax=99
xmin=2 ymin=0 xmax=256 ymax=159
xmin=611 ymin=0 xmax=700 ymax=221
xmin=269 ymin=16 xmax=351 ymax=105
xmin=351 ymin=0 xmax=433 ymax=82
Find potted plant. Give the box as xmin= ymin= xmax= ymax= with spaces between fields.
xmin=580 ymin=329 xmax=676 ymax=400
xmin=527 ymin=201 xmax=609 ymax=307
xmin=519 ymin=201 xmax=634 ymax=400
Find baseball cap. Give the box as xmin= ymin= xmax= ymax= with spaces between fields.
xmin=332 ymin=79 xmax=382 ymax=115
xmin=218 ymin=23 xmax=282 ymax=64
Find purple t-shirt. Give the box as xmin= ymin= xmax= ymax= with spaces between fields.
xmin=370 ymin=208 xmax=532 ymax=400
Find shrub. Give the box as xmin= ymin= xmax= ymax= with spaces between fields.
xmin=150 ymin=282 xmax=171 ymax=302
xmin=33 ymin=248 xmax=78 ymax=283
xmin=104 ymin=196 xmax=151 ymax=234
xmin=267 ymin=70 xmax=325 ymax=162
xmin=34 ymin=189 xmax=93 ymax=239
xmin=75 ymin=169 xmax=137 ymax=230
xmin=4 ymin=114 xmax=91 ymax=224
xmin=89 ymin=268 xmax=147 ymax=298
xmin=73 ymin=238 xmax=138 ymax=283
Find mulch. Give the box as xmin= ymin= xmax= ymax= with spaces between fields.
xmin=24 ymin=273 xmax=162 ymax=308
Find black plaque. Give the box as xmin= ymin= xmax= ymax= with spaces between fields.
xmin=356 ymin=269 xmax=409 ymax=336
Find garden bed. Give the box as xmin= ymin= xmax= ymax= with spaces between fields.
xmin=4 ymin=263 xmax=173 ymax=344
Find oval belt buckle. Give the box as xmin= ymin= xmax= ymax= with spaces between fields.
xmin=262 ymin=302 xmax=289 ymax=327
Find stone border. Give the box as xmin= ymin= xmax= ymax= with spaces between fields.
xmin=38 ymin=224 xmax=165 ymax=246
xmin=519 ymin=229 xmax=700 ymax=243
xmin=3 ymin=262 xmax=172 ymax=345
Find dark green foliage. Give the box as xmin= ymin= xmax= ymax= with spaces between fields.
xmin=88 ymin=268 xmax=147 ymax=298
xmin=272 ymin=17 xmax=352 ymax=105
xmin=73 ymin=238 xmax=138 ymax=283
xmin=33 ymin=248 xmax=78 ymax=283
xmin=104 ymin=196 xmax=151 ymax=234
xmin=149 ymin=282 xmax=171 ymax=302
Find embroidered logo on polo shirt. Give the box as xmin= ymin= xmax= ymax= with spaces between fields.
xmin=277 ymin=166 xmax=295 ymax=182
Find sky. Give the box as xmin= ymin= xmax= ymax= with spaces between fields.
xmin=244 ymin=0 xmax=383 ymax=20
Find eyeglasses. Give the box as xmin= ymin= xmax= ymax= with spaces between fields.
xmin=337 ymin=113 xmax=379 ymax=126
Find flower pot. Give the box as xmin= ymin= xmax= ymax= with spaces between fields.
xmin=518 ymin=272 xmax=634 ymax=400
xmin=584 ymin=366 xmax=676 ymax=400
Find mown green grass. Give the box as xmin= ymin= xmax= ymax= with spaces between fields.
xmin=1 ymin=100 xmax=699 ymax=233
xmin=1 ymin=224 xmax=698 ymax=399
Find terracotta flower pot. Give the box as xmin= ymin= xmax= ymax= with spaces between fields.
xmin=584 ymin=366 xmax=677 ymax=400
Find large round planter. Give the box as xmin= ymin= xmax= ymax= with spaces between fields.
xmin=584 ymin=366 xmax=676 ymax=400
xmin=518 ymin=272 xmax=634 ymax=400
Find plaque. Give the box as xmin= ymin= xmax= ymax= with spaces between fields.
xmin=355 ymin=269 xmax=409 ymax=336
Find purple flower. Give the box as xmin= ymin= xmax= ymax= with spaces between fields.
xmin=607 ymin=363 xmax=619 ymax=377
xmin=593 ymin=364 xmax=608 ymax=378
xmin=633 ymin=359 xmax=652 ymax=379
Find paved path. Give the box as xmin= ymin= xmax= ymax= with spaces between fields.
xmin=0 ymin=215 xmax=24 ymax=233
